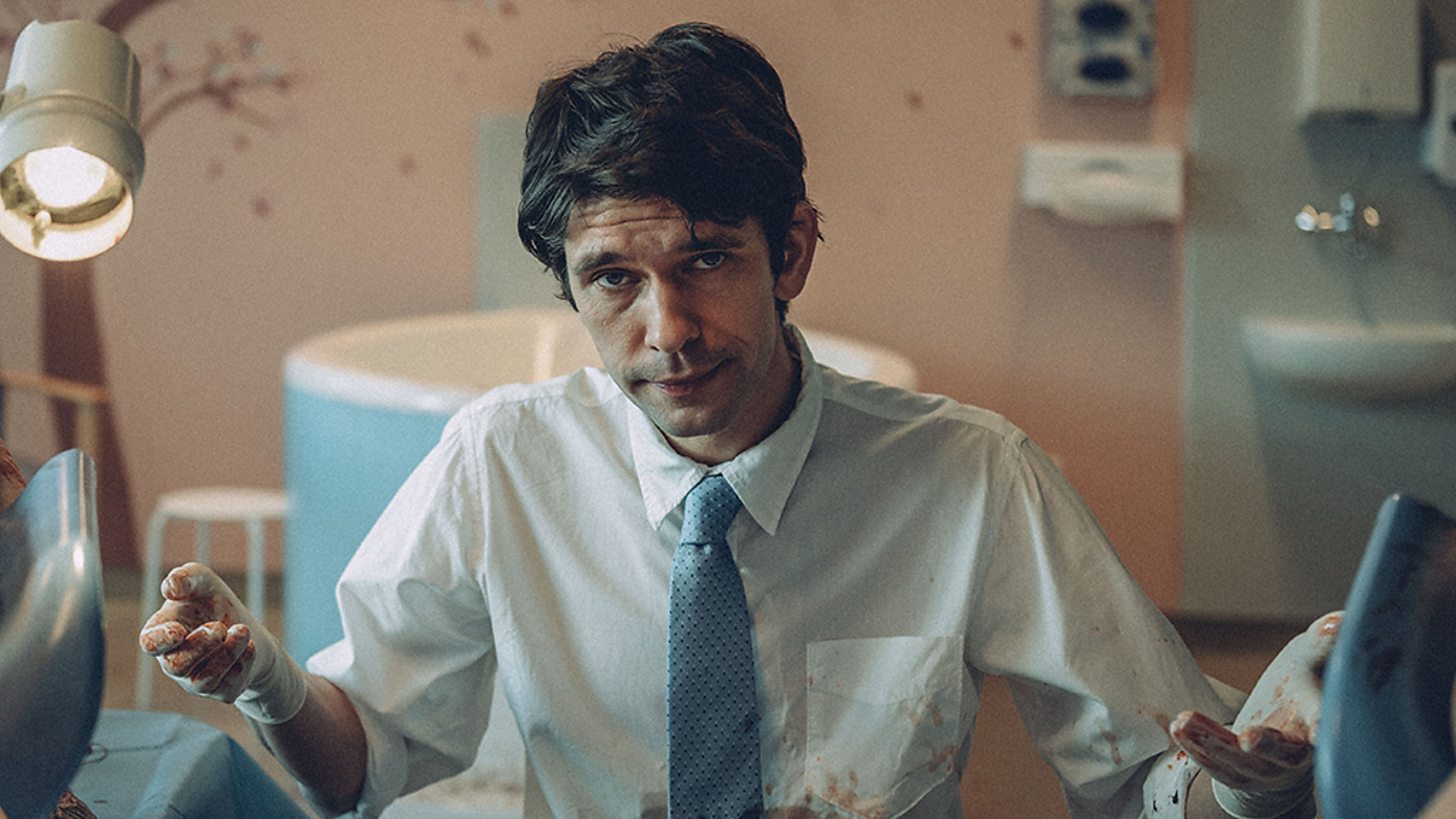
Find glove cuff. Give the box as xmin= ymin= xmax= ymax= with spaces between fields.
xmin=1144 ymin=746 xmax=1201 ymax=817
xmin=234 ymin=642 xmax=309 ymax=724
xmin=1212 ymin=775 xmax=1316 ymax=819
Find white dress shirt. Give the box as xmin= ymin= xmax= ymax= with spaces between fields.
xmin=308 ymin=329 xmax=1234 ymax=818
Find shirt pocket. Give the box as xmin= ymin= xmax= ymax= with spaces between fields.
xmin=805 ymin=635 xmax=964 ymax=817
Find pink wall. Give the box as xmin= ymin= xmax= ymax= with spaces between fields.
xmin=0 ymin=0 xmax=1189 ymax=607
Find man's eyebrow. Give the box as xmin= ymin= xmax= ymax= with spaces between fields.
xmin=569 ymin=249 xmax=625 ymax=277
xmin=681 ymin=229 xmax=748 ymax=252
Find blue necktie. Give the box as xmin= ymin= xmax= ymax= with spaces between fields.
xmin=667 ymin=474 xmax=762 ymax=818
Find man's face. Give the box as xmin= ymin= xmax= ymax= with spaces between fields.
xmin=564 ymin=196 xmax=814 ymax=464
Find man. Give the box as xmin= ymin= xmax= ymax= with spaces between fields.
xmin=141 ymin=22 xmax=1325 ymax=818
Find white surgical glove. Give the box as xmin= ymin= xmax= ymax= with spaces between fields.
xmin=138 ymin=562 xmax=308 ymax=724
xmin=1170 ymin=612 xmax=1341 ymax=819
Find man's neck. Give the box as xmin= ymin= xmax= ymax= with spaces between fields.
xmin=668 ymin=326 xmax=803 ymax=466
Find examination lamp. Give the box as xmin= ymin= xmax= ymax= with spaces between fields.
xmin=0 ymin=19 xmax=143 ymax=262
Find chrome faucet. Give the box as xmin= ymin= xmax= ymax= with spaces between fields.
xmin=1296 ymin=192 xmax=1381 ymax=233
xmin=1296 ymin=192 xmax=1383 ymax=256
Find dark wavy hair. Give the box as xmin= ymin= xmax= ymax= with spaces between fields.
xmin=517 ymin=22 xmax=813 ymax=310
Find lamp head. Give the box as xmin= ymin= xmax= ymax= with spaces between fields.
xmin=0 ymin=19 xmax=143 ymax=261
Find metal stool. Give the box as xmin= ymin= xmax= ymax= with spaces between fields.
xmin=135 ymin=487 xmax=289 ymax=709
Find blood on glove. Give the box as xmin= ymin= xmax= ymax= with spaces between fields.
xmin=138 ymin=562 xmax=307 ymax=724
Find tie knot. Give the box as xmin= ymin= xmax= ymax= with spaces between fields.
xmin=680 ymin=474 xmax=742 ymax=544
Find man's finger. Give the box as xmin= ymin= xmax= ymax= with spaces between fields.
xmin=1171 ymin=710 xmax=1239 ymax=752
xmin=1308 ymin=612 xmax=1342 ymax=684
xmin=161 ymin=621 xmax=227 ymax=678
xmin=1237 ymin=725 xmax=1312 ymax=769
xmin=140 ymin=596 xmax=226 ymax=647
xmin=1172 ymin=712 xmax=1310 ymax=791
xmin=1308 ymin=612 xmax=1342 ymax=660
xmin=215 ymin=641 xmax=258 ymax=703
xmin=189 ymin=624 xmax=251 ymax=695
xmin=138 ymin=620 xmax=189 ymax=655
xmin=161 ymin=562 xmax=217 ymax=601
xmin=1170 ymin=711 xmax=1273 ymax=789
xmin=1312 ymin=611 xmax=1342 ymax=638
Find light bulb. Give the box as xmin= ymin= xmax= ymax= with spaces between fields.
xmin=22 ymin=146 xmax=111 ymax=209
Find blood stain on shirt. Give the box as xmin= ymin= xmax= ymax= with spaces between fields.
xmin=822 ymin=772 xmax=889 ymax=819
xmin=1101 ymin=730 xmax=1124 ymax=765
xmin=926 ymin=743 xmax=956 ymax=773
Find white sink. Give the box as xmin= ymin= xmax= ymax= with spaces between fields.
xmin=1242 ymin=318 xmax=1456 ymax=401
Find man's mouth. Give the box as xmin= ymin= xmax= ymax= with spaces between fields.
xmin=644 ymin=360 xmax=727 ymax=398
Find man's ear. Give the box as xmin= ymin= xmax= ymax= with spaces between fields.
xmin=773 ymin=200 xmax=817 ymax=302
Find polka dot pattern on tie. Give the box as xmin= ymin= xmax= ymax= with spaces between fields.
xmin=667 ymin=474 xmax=763 ymax=818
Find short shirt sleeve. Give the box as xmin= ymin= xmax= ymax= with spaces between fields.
xmin=306 ymin=409 xmax=497 ymax=816
xmin=967 ymin=436 xmax=1235 ymax=818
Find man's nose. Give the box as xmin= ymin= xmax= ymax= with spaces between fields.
xmin=644 ymin=283 xmax=700 ymax=354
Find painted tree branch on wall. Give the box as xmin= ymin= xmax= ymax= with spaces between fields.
xmin=137 ymin=22 xmax=298 ymax=135
xmin=0 ymin=0 xmax=298 ymax=566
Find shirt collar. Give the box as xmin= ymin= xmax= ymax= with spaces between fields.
xmin=627 ymin=324 xmax=824 ymax=536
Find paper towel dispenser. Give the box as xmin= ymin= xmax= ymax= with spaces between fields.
xmin=1019 ymin=141 xmax=1182 ymax=225
xmin=1296 ymin=0 xmax=1420 ymax=121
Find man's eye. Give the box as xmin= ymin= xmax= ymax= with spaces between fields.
xmin=692 ymin=252 xmax=728 ymax=269
xmin=594 ymin=270 xmax=630 ymax=289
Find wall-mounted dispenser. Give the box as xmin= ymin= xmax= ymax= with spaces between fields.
xmin=1296 ymin=0 xmax=1420 ymax=121
xmin=1020 ymin=141 xmax=1182 ymax=225
xmin=1044 ymin=0 xmax=1157 ymax=99
xmin=1425 ymin=60 xmax=1456 ymax=187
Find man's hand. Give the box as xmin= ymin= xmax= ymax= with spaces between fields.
xmin=138 ymin=562 xmax=308 ymax=723
xmin=1170 ymin=711 xmax=1313 ymax=792
xmin=1171 ymin=612 xmax=1341 ymax=818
